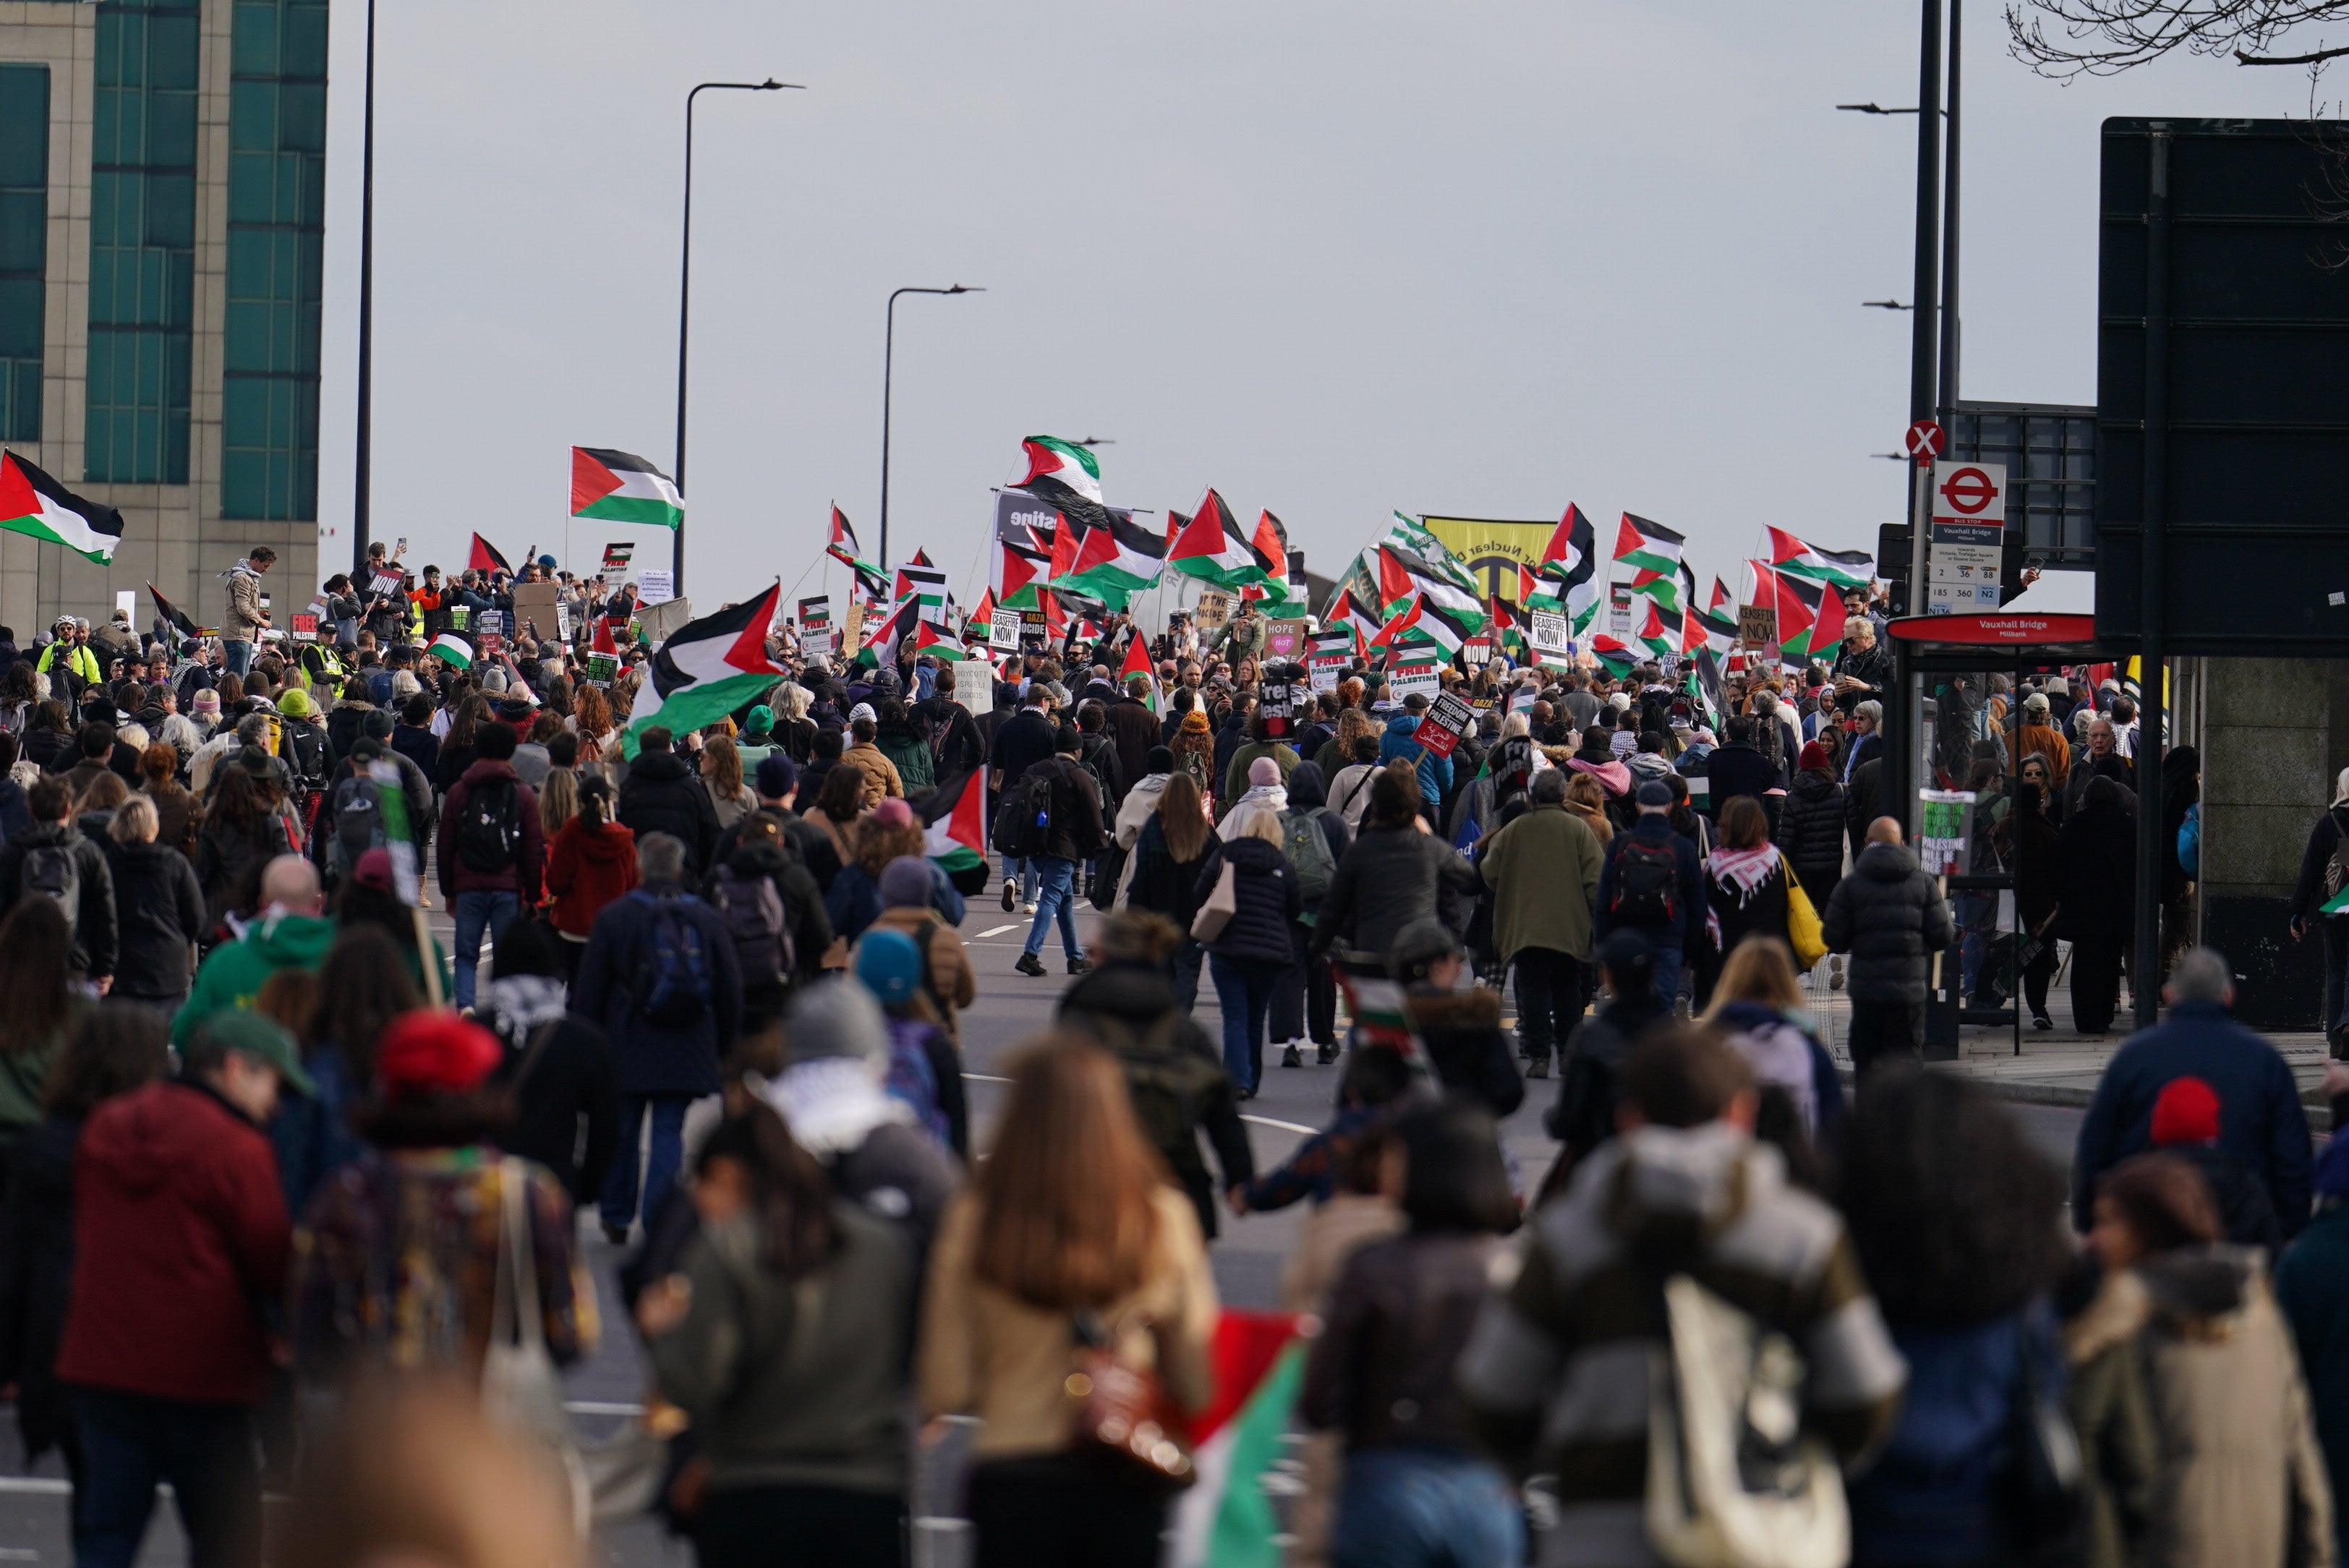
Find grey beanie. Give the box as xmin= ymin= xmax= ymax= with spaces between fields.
xmin=784 ymin=977 xmax=888 ymax=1068
xmin=877 ymin=855 xmax=934 ymax=911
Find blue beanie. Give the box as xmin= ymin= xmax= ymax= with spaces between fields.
xmin=854 ymin=927 xmax=925 ymax=1007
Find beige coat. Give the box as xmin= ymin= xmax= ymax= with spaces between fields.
xmin=2131 ymin=1245 xmax=2335 ymax=1568
xmin=917 ymin=1186 xmax=1216 ymax=1461
xmin=839 ymin=741 xmax=904 ymax=807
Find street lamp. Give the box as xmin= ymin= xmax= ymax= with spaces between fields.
xmin=1863 ymin=299 xmax=1914 ymax=310
xmin=675 ymin=78 xmax=800 ymax=592
xmin=879 ymin=285 xmax=984 ymax=568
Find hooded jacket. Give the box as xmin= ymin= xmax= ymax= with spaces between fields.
xmin=437 ymin=758 xmax=545 ymax=901
xmin=171 ymin=910 xmax=336 ymax=1047
xmin=55 ymin=1080 xmax=291 ymax=1404
xmin=1820 ymin=840 xmax=1956 ymax=1005
xmin=103 ymin=838 xmax=205 ymax=1000
xmin=617 ymin=748 xmax=721 ymax=874
xmin=545 ymin=816 xmax=638 ymax=937
xmin=223 ymin=563 xmax=268 ymax=639
xmin=571 ymin=880 xmax=743 ymax=1096
xmin=1308 ymin=825 xmax=1480 ymax=963
xmin=1378 ymin=712 xmax=1452 ymax=806
xmin=1773 ymin=767 xmax=1848 ymax=906
xmin=1477 ymin=798 xmax=1605 ymax=963
xmin=0 ymin=820 xmax=116 ymax=979
xmin=1459 ymin=1122 xmax=1906 ymax=1564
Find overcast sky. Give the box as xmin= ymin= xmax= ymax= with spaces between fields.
xmin=312 ymin=0 xmax=2317 ymax=608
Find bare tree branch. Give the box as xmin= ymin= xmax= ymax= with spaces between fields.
xmin=2006 ymin=0 xmax=2349 ymax=77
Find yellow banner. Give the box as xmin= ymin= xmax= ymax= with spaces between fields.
xmin=1421 ymin=516 xmax=1555 ymax=607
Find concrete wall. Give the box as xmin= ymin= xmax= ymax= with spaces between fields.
xmin=2201 ymin=655 xmax=2329 ymax=1027
xmin=0 ymin=0 xmax=315 ymax=640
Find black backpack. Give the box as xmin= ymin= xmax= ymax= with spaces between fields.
xmin=991 ymin=769 xmax=1054 ymax=860
xmin=1611 ymin=837 xmax=1681 ymax=928
xmin=20 ymin=840 xmax=79 ymax=919
xmin=328 ymin=772 xmax=386 ymax=871
xmin=283 ymin=723 xmax=329 ymax=791
xmin=455 ymin=775 xmax=523 ymax=874
xmin=631 ymin=888 xmax=713 ymax=1027
xmin=711 ymin=864 xmax=792 ymax=987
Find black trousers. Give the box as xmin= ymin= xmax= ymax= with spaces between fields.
xmin=1848 ymin=999 xmax=1922 ymax=1077
xmin=2021 ymin=940 xmax=2059 ymax=1021
xmin=1307 ymin=945 xmax=1339 ymax=1045
xmin=1270 ymin=921 xmax=1310 ymax=1045
xmin=968 ymin=1456 xmax=1165 ymax=1568
xmin=2070 ymin=935 xmax=2128 ymax=1036
xmin=1514 ymin=947 xmax=1587 ymax=1065
xmin=695 ymin=1483 xmax=905 ymax=1568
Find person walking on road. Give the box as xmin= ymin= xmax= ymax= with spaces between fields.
xmin=1125 ymin=770 xmax=1216 ymax=1009
xmin=1773 ymin=738 xmax=1848 ymax=910
xmin=1193 ymin=806 xmax=1304 ymax=1098
xmin=435 ymin=720 xmax=545 ymax=1011
xmin=1309 ymin=765 xmax=1480 ymax=968
xmin=2060 ymin=774 xmax=2138 ymax=1036
xmin=617 ymin=726 xmax=722 ymax=877
xmin=2291 ymin=765 xmax=2349 ymax=1052
xmin=1820 ymin=816 xmax=1955 ymax=1074
xmin=1476 ymin=769 xmax=1603 ymax=1079
xmin=1593 ymin=779 xmax=1706 ymax=1003
xmin=1009 ymin=725 xmax=1106 ymax=980
xmin=2071 ymin=946 xmax=2313 ymax=1239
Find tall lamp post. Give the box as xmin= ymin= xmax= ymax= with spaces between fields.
xmin=351 ymin=0 xmax=376 ymax=577
xmin=675 ymin=78 xmax=798 ymax=592
xmin=878 ymin=284 xmax=983 ymax=568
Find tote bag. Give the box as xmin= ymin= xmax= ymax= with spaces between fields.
xmin=1190 ymin=860 xmax=1238 ymax=942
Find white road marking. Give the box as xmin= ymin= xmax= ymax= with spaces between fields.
xmin=965 ymin=1073 xmax=1013 ymax=1083
xmin=975 ymin=924 xmax=1021 ymax=937
xmin=565 ymin=1400 xmax=646 ymax=1416
xmin=1242 ymin=1113 xmax=1317 ymax=1135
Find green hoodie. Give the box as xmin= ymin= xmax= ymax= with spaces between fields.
xmin=171 ymin=912 xmax=338 ymax=1048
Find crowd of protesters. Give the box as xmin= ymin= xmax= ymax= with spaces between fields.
xmin=1 ymin=562 xmax=2348 ymax=1568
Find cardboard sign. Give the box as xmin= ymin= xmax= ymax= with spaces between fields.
xmin=989 ymin=608 xmax=1024 ymax=651
xmin=584 ymin=652 xmax=619 ymax=685
xmin=841 ymin=600 xmax=865 ymax=661
xmin=1738 ymin=603 xmax=1778 ymax=647
xmin=511 ymin=584 xmax=559 ymax=639
xmin=1413 ymin=691 xmax=1478 ymax=759
xmin=637 ymin=568 xmax=675 ymax=606
xmin=1389 ymin=660 xmax=1441 ymax=701
xmin=1194 ymin=590 xmax=1230 ymax=629
xmin=289 ymin=613 xmax=318 ymax=641
xmin=1263 ymin=618 xmax=1309 ymax=659
xmin=952 ymin=657 xmax=995 ymax=715
xmin=636 ymin=596 xmax=696 ymax=647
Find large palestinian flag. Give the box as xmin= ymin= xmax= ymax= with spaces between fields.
xmin=1007 ymin=435 xmax=1109 ymax=528
xmin=1767 ymin=527 xmax=1874 ymax=590
xmin=0 ymin=452 xmax=124 ymax=564
xmin=918 ymin=770 xmax=989 ymax=885
xmin=570 ymin=448 xmax=683 ymax=529
xmin=1167 ymin=1311 xmax=1308 ymax=1568
xmin=1589 ymin=633 xmax=1640 ymax=680
xmin=1376 ymin=540 xmax=1488 ymax=636
xmin=467 ymin=533 xmax=513 ymax=575
xmin=1049 ymin=506 xmax=1165 ymax=610
xmin=1538 ymin=504 xmax=1601 ymax=634
xmin=1167 ymin=489 xmax=1266 ymax=589
xmin=1612 ymin=512 xmax=1684 ymax=578
xmin=1370 ymin=591 xmax=1478 ymax=656
xmin=1118 ymin=627 xmax=1161 ymax=713
xmin=622 ymin=584 xmax=785 ymax=757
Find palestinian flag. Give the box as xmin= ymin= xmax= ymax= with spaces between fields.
xmin=908 ymin=621 xmax=977 ymax=660
xmin=571 ymin=448 xmax=683 ymax=529
xmin=962 ymin=586 xmax=997 ymax=644
xmin=467 ymin=533 xmax=513 ymax=575
xmin=1538 ymin=505 xmax=1601 ymax=635
xmin=1634 ymin=597 xmax=1674 ymax=657
xmin=1612 ymin=512 xmax=1684 ymax=578
xmin=1376 ymin=545 xmax=1488 ymax=635
xmin=0 ymin=452 xmax=124 ymax=564
xmin=893 ymin=563 xmax=952 ymax=627
xmin=1751 ymin=563 xmax=1828 ymax=661
xmin=1009 ymin=435 xmax=1104 ymax=504
xmin=828 ymin=506 xmax=890 ymax=600
xmin=1167 ymin=489 xmax=1266 ymax=589
xmin=1689 ymin=597 xmax=1739 ymax=655
xmin=427 ymin=633 xmax=473 ymax=670
xmin=1167 ymin=1311 xmax=1308 ymax=1568
xmin=1370 ymin=591 xmax=1477 ymax=657
xmin=622 ymin=583 xmax=785 ymax=758
xmin=1767 ymin=527 xmax=1874 ymax=590
xmin=919 ymin=769 xmax=990 ymax=881
xmin=1627 ymin=568 xmax=1682 ymax=618
xmin=1489 ymin=594 xmax=1525 ymax=657
xmin=590 ymin=615 xmax=619 ymax=656
xmin=856 ymin=594 xmax=921 ymax=669
xmin=1119 ymin=626 xmax=1161 ymax=713
xmin=1245 ymin=510 xmax=1289 ymax=587
xmin=1796 ymin=572 xmax=1846 ymax=663
xmin=148 ymin=582 xmax=202 ymax=639
xmin=1327 ymin=587 xmax=1381 ymax=655
xmin=1590 ymin=633 xmax=1640 ymax=680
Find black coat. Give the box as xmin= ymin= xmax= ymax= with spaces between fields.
xmin=1194 ymin=835 xmax=1303 ymax=965
xmin=986 ymin=708 xmax=1057 ymax=795
xmin=1819 ymin=840 xmax=1956 ymax=1005
xmin=0 ymin=1117 xmax=81 ymax=1460
xmin=103 ymin=840 xmax=205 ymax=1001
xmin=1406 ymin=987 xmax=1524 ymax=1118
xmin=1705 ymin=741 xmax=1777 ymax=819
xmin=2057 ymin=793 xmax=2136 ymax=939
xmin=1309 ymin=827 xmax=1480 ymax=961
xmin=486 ymin=1014 xmax=625 ymax=1207
xmin=0 ymin=822 xmax=118 ymax=979
xmin=1013 ymin=756 xmax=1106 ymax=864
xmin=1129 ymin=816 xmax=1214 ymax=929
xmin=569 ymin=880 xmax=743 ymax=1097
xmin=616 ymin=749 xmax=722 ymax=874
xmin=1773 ymin=770 xmax=1847 ymax=906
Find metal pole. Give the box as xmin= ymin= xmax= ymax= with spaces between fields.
xmin=1890 ymin=0 xmax=1943 ymax=827
xmin=350 ymin=0 xmax=375 ymax=577
xmin=2134 ymin=129 xmax=2171 ymax=1032
xmin=1937 ymin=0 xmax=1961 ymax=419
xmin=673 ymin=86 xmax=700 ymax=595
xmin=881 ymin=289 xmax=902 ymax=570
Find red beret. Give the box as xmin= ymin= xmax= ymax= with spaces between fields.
xmin=1798 ymin=741 xmax=1831 ymax=773
xmin=2150 ymin=1075 xmax=2221 ymax=1148
xmin=375 ymin=1010 xmax=503 ymax=1096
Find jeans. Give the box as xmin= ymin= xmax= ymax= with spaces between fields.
xmin=1172 ymin=937 xmax=1205 ymax=1011
xmin=72 ymin=1386 xmax=260 ymax=1568
xmin=1001 ymin=852 xmax=1039 ymax=903
xmin=600 ymin=1094 xmax=691 ymax=1232
xmin=1514 ymin=947 xmax=1587 ymax=1065
xmin=1331 ymin=1446 xmax=1525 ymax=1568
xmin=1849 ymin=998 xmax=1924 ymax=1075
xmin=1021 ymin=856 xmax=1080 ymax=960
xmin=1651 ymin=945 xmax=1684 ymax=1009
xmin=1210 ymin=953 xmax=1284 ymax=1094
xmin=221 ymin=638 xmax=254 ymax=678
xmin=451 ymin=888 xmax=520 ymax=1010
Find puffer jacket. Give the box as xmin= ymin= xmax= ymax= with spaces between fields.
xmin=616 ymin=748 xmax=721 ymax=874
xmin=1378 ymin=712 xmax=1452 ymax=806
xmin=1404 ymin=987 xmax=1523 ymax=1117
xmin=1193 ymin=834 xmax=1301 ymax=964
xmin=1820 ymin=840 xmax=1956 ymax=1005
xmin=1308 ymin=825 xmax=1480 ymax=962
xmin=103 ymin=839 xmax=205 ymax=1002
xmin=1773 ymin=767 xmax=1848 ymax=906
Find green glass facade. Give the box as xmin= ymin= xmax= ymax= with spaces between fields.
xmin=0 ymin=65 xmax=47 ymax=446
xmin=222 ymin=0 xmax=325 ymax=520
xmin=87 ymin=0 xmax=198 ymax=485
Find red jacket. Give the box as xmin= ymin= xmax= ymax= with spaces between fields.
xmin=57 ymin=1081 xmax=291 ymax=1405
xmin=545 ymin=817 xmax=638 ymax=937
xmin=438 ymin=758 xmax=546 ymax=903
